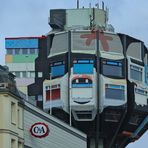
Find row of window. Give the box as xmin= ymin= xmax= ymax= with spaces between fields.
xmin=12 ymin=59 xmax=146 ymax=84
xmin=50 ymin=59 xmax=147 ymax=83
xmin=50 ymin=59 xmax=124 ymax=78
xmin=12 ymin=71 xmax=43 ymax=78
xmin=7 ymin=48 xmax=39 ymax=55
xmin=11 ymin=139 xmax=23 ymax=148
xmin=50 ymin=59 xmax=123 ymax=78
xmin=12 ymin=71 xmax=35 ymax=78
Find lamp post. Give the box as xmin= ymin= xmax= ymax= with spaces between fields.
xmin=25 ymin=55 xmax=28 ymax=100
xmin=49 ymin=73 xmax=52 ymax=115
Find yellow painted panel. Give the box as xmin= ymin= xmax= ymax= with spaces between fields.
xmin=5 ymin=55 xmax=13 ymax=63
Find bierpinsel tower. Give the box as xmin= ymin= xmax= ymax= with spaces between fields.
xmin=28 ymin=1 xmax=148 ymax=148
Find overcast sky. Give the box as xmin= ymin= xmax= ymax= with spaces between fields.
xmin=0 ymin=0 xmax=147 ymax=147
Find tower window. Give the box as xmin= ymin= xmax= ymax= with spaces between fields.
xmin=130 ymin=65 xmax=143 ymax=81
xmin=73 ymin=59 xmax=94 ymax=74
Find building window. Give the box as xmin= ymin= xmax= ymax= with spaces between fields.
xmin=18 ymin=142 xmax=23 ymax=148
xmin=51 ymin=61 xmax=65 ymax=78
xmin=46 ymin=84 xmax=61 ymax=101
xmin=7 ymin=49 xmax=13 ymax=55
xmin=30 ymin=71 xmax=35 ymax=78
xmin=35 ymin=49 xmax=39 ymax=54
xmin=130 ymin=65 xmax=143 ymax=81
xmin=22 ymin=71 xmax=27 ymax=78
xmin=11 ymin=139 xmax=16 ymax=148
xmin=135 ymin=88 xmax=147 ymax=96
xmin=46 ymin=88 xmax=61 ymax=101
xmin=37 ymin=95 xmax=43 ymax=101
xmin=29 ymin=49 xmax=35 ymax=54
xmin=15 ymin=72 xmax=21 ymax=78
xmin=14 ymin=49 xmax=21 ymax=55
xmin=11 ymin=102 xmax=16 ymax=124
xmin=38 ymin=72 xmax=43 ymax=78
xmin=18 ymin=107 xmax=23 ymax=129
xmin=105 ymin=84 xmax=125 ymax=100
xmin=101 ymin=59 xmax=124 ymax=78
xmin=73 ymin=59 xmax=94 ymax=74
xmin=24 ymin=146 xmax=32 ymax=148
xmin=22 ymin=49 xmax=28 ymax=54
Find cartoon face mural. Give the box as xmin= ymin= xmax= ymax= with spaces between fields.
xmin=71 ymin=75 xmax=93 ymax=103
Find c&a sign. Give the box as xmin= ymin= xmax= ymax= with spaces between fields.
xmin=30 ymin=122 xmax=49 ymax=138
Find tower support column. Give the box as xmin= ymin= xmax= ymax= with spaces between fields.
xmin=88 ymin=138 xmax=104 ymax=148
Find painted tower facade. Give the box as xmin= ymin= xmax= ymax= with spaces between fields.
xmin=27 ymin=7 xmax=148 ymax=148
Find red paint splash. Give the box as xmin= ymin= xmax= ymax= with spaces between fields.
xmin=80 ymin=31 xmax=113 ymax=51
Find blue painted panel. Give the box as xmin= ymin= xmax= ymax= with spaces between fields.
xmin=107 ymin=61 xmax=120 ymax=66
xmin=51 ymin=65 xmax=65 ymax=77
xmin=73 ymin=64 xmax=93 ymax=74
xmin=77 ymin=60 xmax=94 ymax=63
xmin=5 ymin=39 xmax=38 ymax=49
xmin=72 ymin=84 xmax=93 ymax=88
xmin=107 ymin=84 xmax=125 ymax=90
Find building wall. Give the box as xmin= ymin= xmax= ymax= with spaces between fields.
xmin=24 ymin=102 xmax=87 ymax=148
xmin=0 ymin=92 xmax=24 ymax=148
xmin=6 ymin=63 xmax=35 ymax=73
xmin=0 ymin=90 xmax=86 ymax=148
xmin=66 ymin=9 xmax=106 ymax=29
xmin=5 ymin=55 xmax=38 ymax=63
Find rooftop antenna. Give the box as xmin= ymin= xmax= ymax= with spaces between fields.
xmin=89 ymin=2 xmax=92 ymax=17
xmin=95 ymin=3 xmax=99 ymax=9
xmin=102 ymin=1 xmax=104 ymax=10
xmin=106 ymin=6 xmax=109 ymax=22
xmin=77 ymin=0 xmax=79 ymax=9
xmin=89 ymin=3 xmax=92 ymax=29
xmin=89 ymin=2 xmax=91 ymax=9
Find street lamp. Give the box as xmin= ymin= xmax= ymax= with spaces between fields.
xmin=49 ymin=73 xmax=52 ymax=115
xmin=25 ymin=54 xmax=29 ymax=100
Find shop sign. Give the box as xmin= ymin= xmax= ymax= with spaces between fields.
xmin=30 ymin=122 xmax=49 ymax=138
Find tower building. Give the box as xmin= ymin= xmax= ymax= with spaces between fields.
xmin=28 ymin=5 xmax=148 ymax=148
xmin=4 ymin=3 xmax=148 ymax=148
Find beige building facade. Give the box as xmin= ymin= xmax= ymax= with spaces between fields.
xmin=0 ymin=90 xmax=24 ymax=148
xmin=0 ymin=89 xmax=87 ymax=148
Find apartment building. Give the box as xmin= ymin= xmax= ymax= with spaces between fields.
xmin=0 ymin=90 xmax=24 ymax=148
xmin=5 ymin=37 xmax=41 ymax=95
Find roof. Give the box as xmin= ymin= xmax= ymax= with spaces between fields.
xmin=5 ymin=36 xmax=46 ymax=40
